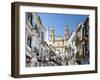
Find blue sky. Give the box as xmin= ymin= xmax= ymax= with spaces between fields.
xmin=38 ymin=13 xmax=88 ymax=37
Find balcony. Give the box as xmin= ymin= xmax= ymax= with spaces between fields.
xmin=26 ymin=45 xmax=33 ymax=59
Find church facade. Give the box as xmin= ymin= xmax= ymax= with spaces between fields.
xmin=49 ymin=26 xmax=72 ymax=55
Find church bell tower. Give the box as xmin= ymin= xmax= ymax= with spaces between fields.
xmin=49 ymin=26 xmax=55 ymax=44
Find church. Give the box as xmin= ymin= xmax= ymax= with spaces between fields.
xmin=48 ymin=26 xmax=72 ymax=54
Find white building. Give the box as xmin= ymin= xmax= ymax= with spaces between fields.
xmin=25 ymin=12 xmax=46 ymax=67
xmin=67 ymin=32 xmax=77 ymax=65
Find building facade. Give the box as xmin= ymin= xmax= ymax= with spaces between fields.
xmin=67 ymin=32 xmax=76 ymax=65
xmin=25 ymin=12 xmax=46 ymax=67
xmin=75 ymin=17 xmax=89 ymax=65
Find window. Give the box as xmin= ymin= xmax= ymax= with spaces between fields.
xmin=26 ymin=12 xmax=33 ymax=26
xmin=35 ymin=62 xmax=37 ymax=67
xmin=72 ymin=49 xmax=74 ymax=56
xmin=85 ymin=41 xmax=89 ymax=55
xmin=27 ymin=36 xmax=32 ymax=48
xmin=32 ymin=47 xmax=36 ymax=52
xmin=34 ymin=24 xmax=38 ymax=33
xmin=82 ymin=27 xmax=85 ymax=38
xmin=83 ymin=44 xmax=85 ymax=56
xmin=41 ymin=32 xmax=44 ymax=42
xmin=58 ymin=43 xmax=59 ymax=46
xmin=36 ymin=49 xmax=39 ymax=56
xmin=85 ymin=26 xmax=89 ymax=37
